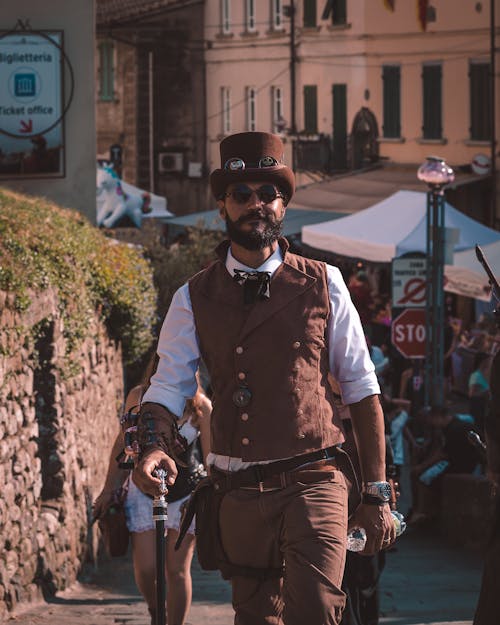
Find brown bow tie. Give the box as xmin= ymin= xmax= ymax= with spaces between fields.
xmin=233 ymin=269 xmax=271 ymax=305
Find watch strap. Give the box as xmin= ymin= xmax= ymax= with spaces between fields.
xmin=361 ymin=493 xmax=389 ymax=505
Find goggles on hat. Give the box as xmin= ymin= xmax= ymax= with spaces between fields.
xmin=221 ymin=184 xmax=284 ymax=205
xmin=224 ymin=156 xmax=279 ymax=171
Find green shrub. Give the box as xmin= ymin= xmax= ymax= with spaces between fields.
xmin=146 ymin=224 xmax=225 ymax=319
xmin=0 ymin=187 xmax=156 ymax=365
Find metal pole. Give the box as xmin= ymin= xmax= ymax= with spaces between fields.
xmin=426 ymin=188 xmax=446 ymax=406
xmin=418 ymin=156 xmax=454 ymax=407
xmin=424 ymin=190 xmax=432 ymax=407
xmin=153 ymin=469 xmax=168 ymax=625
xmin=434 ymin=189 xmax=445 ymax=406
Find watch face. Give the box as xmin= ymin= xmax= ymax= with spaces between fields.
xmin=366 ymin=481 xmax=392 ymax=501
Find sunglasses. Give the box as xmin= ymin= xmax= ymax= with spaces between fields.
xmin=222 ymin=184 xmax=285 ymax=205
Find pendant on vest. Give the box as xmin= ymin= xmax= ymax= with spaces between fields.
xmin=232 ymin=386 xmax=252 ymax=408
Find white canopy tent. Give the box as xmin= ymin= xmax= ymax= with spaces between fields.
xmin=302 ymin=190 xmax=500 ymax=262
xmin=445 ymin=241 xmax=500 ymax=302
xmin=301 ymin=190 xmax=500 ymax=301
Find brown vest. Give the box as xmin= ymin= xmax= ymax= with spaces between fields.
xmin=188 ymin=239 xmax=345 ymax=461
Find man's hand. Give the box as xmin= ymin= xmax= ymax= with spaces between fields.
xmin=132 ymin=449 xmax=178 ymax=497
xmin=348 ymin=503 xmax=396 ymax=554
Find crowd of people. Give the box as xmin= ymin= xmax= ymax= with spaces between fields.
xmin=346 ymin=269 xmax=498 ymax=531
xmin=91 ymin=130 xmax=498 ymax=625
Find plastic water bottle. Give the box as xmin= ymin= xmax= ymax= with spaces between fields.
xmin=346 ymin=510 xmax=407 ymax=552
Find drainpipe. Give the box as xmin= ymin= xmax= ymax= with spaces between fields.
xmin=148 ymin=49 xmax=154 ymax=192
xmin=290 ymin=0 xmax=297 ymax=135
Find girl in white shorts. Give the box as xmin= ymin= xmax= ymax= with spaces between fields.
xmin=94 ymin=357 xmax=211 ymax=625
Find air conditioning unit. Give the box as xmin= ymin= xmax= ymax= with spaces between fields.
xmin=158 ymin=152 xmax=184 ymax=173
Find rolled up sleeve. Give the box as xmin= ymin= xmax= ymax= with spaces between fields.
xmin=326 ymin=265 xmax=380 ymax=405
xmin=141 ymin=284 xmax=200 ymax=417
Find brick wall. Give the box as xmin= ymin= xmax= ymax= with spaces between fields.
xmin=0 ymin=289 xmax=124 ymax=619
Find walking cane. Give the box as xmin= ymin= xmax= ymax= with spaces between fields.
xmin=153 ymin=468 xmax=168 ymax=625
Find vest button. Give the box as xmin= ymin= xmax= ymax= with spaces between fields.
xmin=242 ymin=437 xmax=250 ymax=445
xmin=297 ymin=409 xmax=304 ymax=416
xmin=236 ymin=346 xmax=244 ymax=354
xmin=293 ymin=341 xmax=301 ymax=349
xmin=238 ymin=372 xmax=246 ymax=380
xmin=241 ymin=413 xmax=249 ymax=421
xmin=296 ymin=432 xmax=306 ymax=439
xmin=294 ymin=387 xmax=301 ymax=393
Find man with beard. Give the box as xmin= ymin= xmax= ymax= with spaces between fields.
xmin=133 ymin=132 xmax=394 ymax=625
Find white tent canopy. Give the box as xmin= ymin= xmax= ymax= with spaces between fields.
xmin=301 ymin=190 xmax=500 ymax=301
xmin=302 ymin=190 xmax=500 ymax=263
xmin=445 ymin=241 xmax=500 ymax=302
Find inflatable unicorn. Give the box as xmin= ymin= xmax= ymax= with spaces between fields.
xmin=96 ymin=165 xmax=153 ymax=228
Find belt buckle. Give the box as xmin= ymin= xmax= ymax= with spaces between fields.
xmin=253 ymin=466 xmax=265 ymax=492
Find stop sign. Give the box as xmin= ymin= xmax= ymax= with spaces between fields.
xmin=391 ymin=308 xmax=426 ymax=359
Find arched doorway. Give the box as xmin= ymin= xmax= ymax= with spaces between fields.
xmin=351 ymin=107 xmax=379 ymax=169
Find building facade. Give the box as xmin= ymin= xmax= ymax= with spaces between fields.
xmin=95 ymin=1 xmax=499 ymax=222
xmin=204 ymin=0 xmax=499 ymax=222
xmin=96 ymin=0 xmax=207 ymax=215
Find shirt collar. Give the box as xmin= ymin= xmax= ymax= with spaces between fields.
xmin=225 ymin=245 xmax=283 ymax=278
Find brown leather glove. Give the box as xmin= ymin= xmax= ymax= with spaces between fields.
xmin=137 ymin=402 xmax=188 ymax=466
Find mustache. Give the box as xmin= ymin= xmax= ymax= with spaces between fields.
xmin=235 ymin=211 xmax=272 ymax=225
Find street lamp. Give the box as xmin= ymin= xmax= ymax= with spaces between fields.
xmin=417 ymin=156 xmax=455 ymax=407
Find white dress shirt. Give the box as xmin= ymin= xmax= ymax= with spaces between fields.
xmin=142 ymin=245 xmax=380 ymax=469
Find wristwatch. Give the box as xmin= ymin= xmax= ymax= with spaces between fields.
xmin=361 ymin=481 xmax=392 ymax=504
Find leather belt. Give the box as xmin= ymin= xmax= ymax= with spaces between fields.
xmin=211 ymin=446 xmax=340 ymax=493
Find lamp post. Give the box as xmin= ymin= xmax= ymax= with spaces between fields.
xmin=417 ymin=156 xmax=455 ymax=406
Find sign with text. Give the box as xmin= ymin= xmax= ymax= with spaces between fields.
xmin=0 ymin=31 xmax=64 ymax=178
xmin=391 ymin=308 xmax=426 ymax=359
xmin=392 ymin=257 xmax=427 ymax=308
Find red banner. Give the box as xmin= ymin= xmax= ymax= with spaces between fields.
xmin=417 ymin=0 xmax=429 ymax=31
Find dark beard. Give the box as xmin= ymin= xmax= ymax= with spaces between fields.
xmin=225 ymin=212 xmax=284 ymax=251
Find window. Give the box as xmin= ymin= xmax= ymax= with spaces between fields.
xmin=98 ymin=41 xmax=115 ymax=101
xmin=272 ymin=0 xmax=283 ymax=29
xmin=422 ymin=64 xmax=442 ymax=139
xmin=331 ymin=0 xmax=347 ymax=25
xmin=382 ymin=65 xmax=401 ymax=138
xmin=247 ymin=87 xmax=257 ymax=131
xmin=303 ymin=0 xmax=317 ymax=27
xmin=221 ymin=0 xmax=231 ymax=34
xmin=470 ymin=62 xmax=491 ymax=141
xmin=303 ymin=85 xmax=318 ymax=134
xmin=221 ymin=86 xmax=231 ymax=134
xmin=246 ymin=0 xmax=256 ymax=32
xmin=272 ymin=86 xmax=285 ymax=132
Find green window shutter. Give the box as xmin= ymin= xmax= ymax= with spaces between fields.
xmin=303 ymin=0 xmax=317 ymax=27
xmin=304 ymin=85 xmax=318 ymax=134
xmin=470 ymin=63 xmax=491 ymax=141
xmin=382 ymin=65 xmax=401 ymax=138
xmin=332 ymin=0 xmax=347 ymax=25
xmin=99 ymin=41 xmax=114 ymax=101
xmin=332 ymin=83 xmax=347 ymax=169
xmin=422 ymin=64 xmax=442 ymax=139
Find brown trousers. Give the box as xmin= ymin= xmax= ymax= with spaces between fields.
xmin=218 ymin=469 xmax=348 ymax=625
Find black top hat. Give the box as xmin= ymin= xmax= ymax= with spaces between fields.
xmin=210 ymin=132 xmax=295 ymax=203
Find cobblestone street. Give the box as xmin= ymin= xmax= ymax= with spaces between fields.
xmin=8 ymin=524 xmax=483 ymax=625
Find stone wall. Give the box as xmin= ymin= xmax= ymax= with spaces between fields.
xmin=0 ymin=289 xmax=124 ymax=619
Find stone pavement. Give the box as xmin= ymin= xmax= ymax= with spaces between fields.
xmin=7 ymin=524 xmax=484 ymax=625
